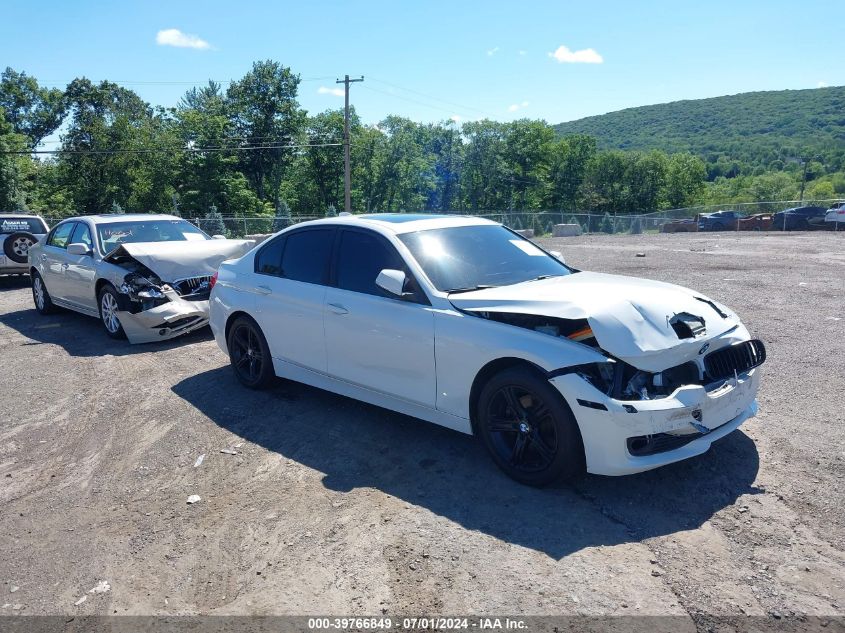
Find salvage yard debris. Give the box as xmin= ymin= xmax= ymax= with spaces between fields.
xmin=186 ymin=495 xmax=201 ymax=504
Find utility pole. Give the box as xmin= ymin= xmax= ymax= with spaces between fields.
xmin=336 ymin=74 xmax=364 ymax=212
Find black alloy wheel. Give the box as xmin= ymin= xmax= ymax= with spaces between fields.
xmin=477 ymin=366 xmax=584 ymax=486
xmin=227 ymin=316 xmax=274 ymax=389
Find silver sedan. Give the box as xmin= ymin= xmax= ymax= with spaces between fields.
xmin=28 ymin=213 xmax=253 ymax=343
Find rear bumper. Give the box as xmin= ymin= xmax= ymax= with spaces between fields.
xmin=550 ymin=368 xmax=760 ymax=476
xmin=0 ymin=255 xmax=29 ymax=273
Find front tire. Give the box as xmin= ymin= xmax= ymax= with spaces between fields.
xmin=98 ymin=284 xmax=127 ymax=339
xmin=31 ymin=271 xmax=56 ymax=314
xmin=477 ymin=366 xmax=584 ymax=486
xmin=227 ymin=316 xmax=274 ymax=389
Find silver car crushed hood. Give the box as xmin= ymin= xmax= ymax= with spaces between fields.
xmin=104 ymin=239 xmax=254 ymax=281
xmin=449 ymin=271 xmax=742 ymax=371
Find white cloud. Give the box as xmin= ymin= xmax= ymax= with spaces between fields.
xmin=450 ymin=115 xmax=462 ymax=123
xmin=487 ymin=46 xmax=499 ymax=56
xmin=507 ymin=101 xmax=530 ymax=112
xmin=156 ymin=28 xmax=211 ymax=50
xmin=548 ymin=45 xmax=603 ymax=64
xmin=818 ymin=81 xmax=829 ymax=88
xmin=318 ymin=86 xmax=345 ymax=97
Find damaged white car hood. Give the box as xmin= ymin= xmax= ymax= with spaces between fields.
xmin=449 ymin=271 xmax=742 ymax=371
xmin=105 ymin=239 xmax=253 ymax=281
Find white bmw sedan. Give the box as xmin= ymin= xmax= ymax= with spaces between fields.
xmin=209 ymin=214 xmax=765 ymax=485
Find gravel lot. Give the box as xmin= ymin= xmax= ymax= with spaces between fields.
xmin=0 ymin=231 xmax=843 ymax=625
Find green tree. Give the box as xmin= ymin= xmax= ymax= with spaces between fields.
xmin=272 ymin=199 xmax=292 ymax=232
xmin=547 ymin=134 xmax=596 ymax=211
xmin=227 ymin=60 xmax=305 ymax=204
xmin=204 ymin=205 xmax=226 ymax=236
xmin=501 ymin=119 xmax=554 ymax=209
xmin=600 ymin=212 xmax=614 ymax=234
xmin=0 ymin=67 xmax=66 ymax=146
xmin=665 ymin=153 xmax=706 ymax=208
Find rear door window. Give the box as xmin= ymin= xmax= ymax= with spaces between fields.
xmin=280 ymin=229 xmax=334 ymax=285
xmin=255 ymin=236 xmax=285 ymax=276
xmin=47 ymin=222 xmax=76 ymax=249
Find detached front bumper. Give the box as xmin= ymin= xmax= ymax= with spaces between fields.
xmin=116 ymin=294 xmax=210 ymax=344
xmin=550 ymin=368 xmax=760 ymax=476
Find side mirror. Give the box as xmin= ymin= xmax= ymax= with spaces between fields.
xmin=375 ymin=269 xmax=407 ymax=297
xmin=211 ymin=234 xmax=226 ymax=240
xmin=550 ymin=250 xmax=565 ymax=264
xmin=67 ymin=243 xmax=91 ymax=256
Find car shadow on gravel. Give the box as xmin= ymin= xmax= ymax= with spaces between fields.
xmin=0 ymin=307 xmax=213 ymax=356
xmin=173 ymin=367 xmax=762 ymax=559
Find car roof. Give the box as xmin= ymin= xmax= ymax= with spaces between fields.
xmin=291 ymin=213 xmax=499 ymax=234
xmin=63 ymin=213 xmax=184 ymax=225
xmin=0 ymin=213 xmax=45 ymax=219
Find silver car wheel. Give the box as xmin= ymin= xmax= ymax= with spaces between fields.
xmin=33 ymin=277 xmax=45 ymax=310
xmin=12 ymin=236 xmax=33 ymax=258
xmin=101 ymin=292 xmax=120 ymax=333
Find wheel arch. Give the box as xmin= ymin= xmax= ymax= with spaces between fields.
xmin=95 ymin=277 xmax=115 ymax=298
xmin=468 ymin=357 xmax=548 ymax=435
xmin=224 ymin=310 xmax=257 ymax=347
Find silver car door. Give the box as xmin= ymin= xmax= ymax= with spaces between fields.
xmin=64 ymin=221 xmax=99 ymax=310
xmin=40 ymin=221 xmax=76 ymax=302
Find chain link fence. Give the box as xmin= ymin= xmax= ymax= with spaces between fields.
xmin=38 ymin=197 xmax=844 ymax=239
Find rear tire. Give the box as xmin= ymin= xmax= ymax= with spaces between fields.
xmin=476 ymin=365 xmax=584 ymax=486
xmin=98 ymin=284 xmax=127 ymax=339
xmin=227 ymin=316 xmax=275 ymax=389
xmin=31 ymin=271 xmax=56 ymax=315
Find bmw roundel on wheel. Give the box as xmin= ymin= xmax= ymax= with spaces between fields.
xmin=208 ymin=214 xmax=765 ymax=486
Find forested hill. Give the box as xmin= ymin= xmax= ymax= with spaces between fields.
xmin=553 ymin=87 xmax=845 ymax=171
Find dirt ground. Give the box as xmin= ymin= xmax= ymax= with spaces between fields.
xmin=0 ymin=231 xmax=843 ymax=626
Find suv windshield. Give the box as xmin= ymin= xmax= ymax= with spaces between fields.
xmin=1 ymin=217 xmax=48 ymax=234
xmin=97 ymin=219 xmax=210 ymax=252
xmin=399 ymin=224 xmax=570 ymax=292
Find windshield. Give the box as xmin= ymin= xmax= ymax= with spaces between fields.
xmin=97 ymin=219 xmax=210 ymax=252
xmin=399 ymin=224 xmax=570 ymax=292
xmin=1 ymin=217 xmax=48 ymax=234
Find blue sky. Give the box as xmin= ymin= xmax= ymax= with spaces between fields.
xmin=2 ymin=0 xmax=843 ymax=132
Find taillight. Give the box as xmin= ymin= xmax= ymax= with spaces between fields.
xmin=209 ymin=271 xmax=218 ymax=289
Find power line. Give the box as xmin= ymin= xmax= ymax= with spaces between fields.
xmin=359 ymin=84 xmax=477 ymax=120
xmin=367 ymin=76 xmax=486 ymax=115
xmin=35 ymin=76 xmax=335 ymax=87
xmin=0 ymin=142 xmax=343 ymax=156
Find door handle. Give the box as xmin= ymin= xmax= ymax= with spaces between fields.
xmin=255 ymin=285 xmax=272 ymax=295
xmin=328 ymin=303 xmax=348 ymax=315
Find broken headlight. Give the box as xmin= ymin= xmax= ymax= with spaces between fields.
xmin=550 ymin=361 xmax=616 ymax=396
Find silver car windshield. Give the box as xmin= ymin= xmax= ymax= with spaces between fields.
xmin=399 ymin=224 xmax=570 ymax=293
xmin=97 ymin=220 xmax=210 ymax=253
